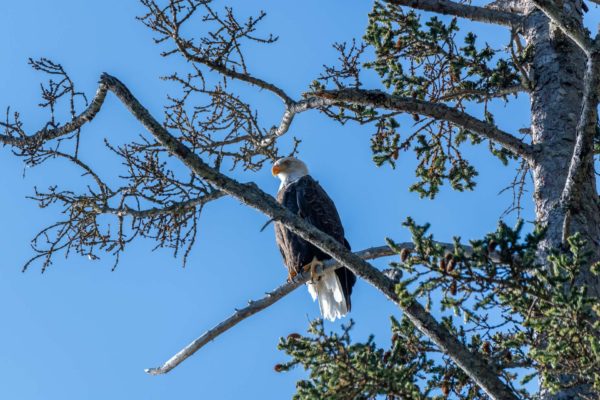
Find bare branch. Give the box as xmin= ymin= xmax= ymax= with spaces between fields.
xmin=262 ymin=97 xmax=330 ymax=146
xmin=531 ymin=0 xmax=593 ymax=56
xmin=0 ymin=82 xmax=108 ymax=147
xmin=145 ymin=240 xmax=508 ymax=375
xmin=313 ymin=89 xmax=534 ymax=162
xmin=138 ymin=0 xmax=294 ymax=105
xmin=89 ymin=190 xmax=225 ymax=218
xmin=99 ymin=73 xmax=518 ymax=400
xmin=145 ymin=245 xmax=395 ymax=375
xmin=384 ymin=0 xmax=524 ymax=27
xmin=175 ymin=44 xmax=294 ymax=105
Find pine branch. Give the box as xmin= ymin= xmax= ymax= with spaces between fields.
xmin=438 ymin=84 xmax=527 ymax=102
xmin=313 ymin=89 xmax=534 ymax=162
xmin=531 ymin=0 xmax=593 ymax=56
xmin=384 ymin=0 xmax=524 ymax=27
xmin=98 ymin=73 xmax=519 ymax=400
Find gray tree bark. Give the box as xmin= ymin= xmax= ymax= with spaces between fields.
xmin=522 ymin=1 xmax=600 ymax=398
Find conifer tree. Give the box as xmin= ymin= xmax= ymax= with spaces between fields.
xmin=2 ymin=1 xmax=600 ymax=399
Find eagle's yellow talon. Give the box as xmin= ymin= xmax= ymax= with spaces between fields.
xmin=287 ymin=270 xmax=297 ymax=283
xmin=302 ymin=256 xmax=323 ymax=283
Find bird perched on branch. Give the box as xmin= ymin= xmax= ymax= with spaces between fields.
xmin=272 ymin=157 xmax=356 ymax=321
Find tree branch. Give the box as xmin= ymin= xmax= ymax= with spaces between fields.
xmin=98 ymin=73 xmax=518 ymax=400
xmin=438 ymin=84 xmax=527 ymax=102
xmin=138 ymin=0 xmax=294 ymax=106
xmin=313 ymin=89 xmax=534 ymax=162
xmin=145 ymin=245 xmax=395 ymax=375
xmin=261 ymin=97 xmax=330 ymax=146
xmin=176 ymin=45 xmax=295 ymax=105
xmin=88 ymin=190 xmax=225 ymax=218
xmin=531 ymin=0 xmax=593 ymax=57
xmin=384 ymin=0 xmax=524 ymax=27
xmin=145 ymin=240 xmax=506 ymax=375
xmin=0 ymin=82 xmax=108 ymax=147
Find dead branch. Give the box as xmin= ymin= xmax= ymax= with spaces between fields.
xmin=88 ymin=191 xmax=225 ymax=218
xmin=262 ymin=97 xmax=331 ymax=145
xmin=138 ymin=0 xmax=293 ymax=105
xmin=145 ymin=239 xmax=510 ymax=375
xmin=0 ymin=82 xmax=107 ymax=147
xmin=145 ymin=245 xmax=395 ymax=375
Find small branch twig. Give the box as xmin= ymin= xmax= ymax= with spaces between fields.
xmin=178 ymin=47 xmax=294 ymax=106
xmin=313 ymin=89 xmax=534 ymax=163
xmin=384 ymin=0 xmax=524 ymax=27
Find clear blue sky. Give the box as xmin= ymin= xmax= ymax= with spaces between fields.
xmin=0 ymin=2 xmax=533 ymax=399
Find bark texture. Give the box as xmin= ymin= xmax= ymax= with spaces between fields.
xmin=525 ymin=5 xmax=600 ymax=293
xmin=523 ymin=2 xmax=600 ymax=398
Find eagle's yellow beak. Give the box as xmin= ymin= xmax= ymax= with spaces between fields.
xmin=272 ymin=164 xmax=281 ymax=176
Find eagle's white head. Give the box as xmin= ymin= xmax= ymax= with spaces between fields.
xmin=272 ymin=157 xmax=309 ymax=188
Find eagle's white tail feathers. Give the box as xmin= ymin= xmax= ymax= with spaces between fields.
xmin=306 ymin=269 xmax=348 ymax=321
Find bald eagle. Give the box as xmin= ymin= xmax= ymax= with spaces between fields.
xmin=272 ymin=157 xmax=356 ymax=321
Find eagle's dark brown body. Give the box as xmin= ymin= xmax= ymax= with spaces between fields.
xmin=274 ymin=175 xmax=356 ymax=310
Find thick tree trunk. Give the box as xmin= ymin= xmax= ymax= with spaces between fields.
xmin=524 ymin=2 xmax=600 ymax=398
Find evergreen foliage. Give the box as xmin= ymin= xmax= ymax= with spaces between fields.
xmin=278 ymin=222 xmax=600 ymax=398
